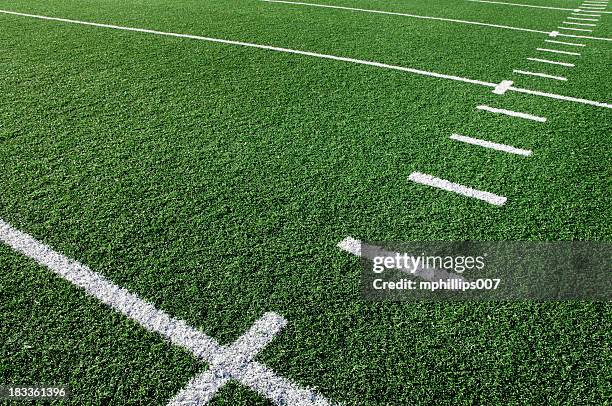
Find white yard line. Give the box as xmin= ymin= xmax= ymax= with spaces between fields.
xmin=526 ymin=57 xmax=575 ymax=67
xmin=408 ymin=172 xmax=507 ymax=206
xmin=468 ymin=0 xmax=612 ymax=13
xmin=571 ymin=12 xmax=602 ymax=16
xmin=467 ymin=0 xmax=574 ymax=11
xmin=508 ymin=86 xmax=611 ymax=109
xmin=449 ymin=133 xmax=532 ymax=156
xmin=575 ymin=9 xmax=607 ymax=13
xmin=562 ymin=21 xmax=597 ymax=26
xmin=512 ymin=69 xmax=567 ymax=81
xmin=258 ymin=0 xmax=549 ymax=34
xmin=0 ymin=9 xmax=611 ymax=110
xmin=476 ymin=105 xmax=547 ymax=122
xmin=558 ymin=26 xmax=593 ymax=32
xmin=544 ymin=39 xmax=585 ymax=46
xmin=566 ymin=17 xmax=599 ymax=21
xmin=537 ymin=47 xmax=581 ymax=55
xmin=0 ymin=219 xmax=333 ymax=406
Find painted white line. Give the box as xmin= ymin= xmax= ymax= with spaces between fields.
xmin=537 ymin=47 xmax=581 ymax=55
xmin=0 ymin=219 xmax=334 ymax=406
xmin=467 ymin=0 xmax=574 ymax=11
xmin=1 ymin=9 xmax=611 ymax=110
xmin=408 ymin=172 xmax=507 ymax=206
xmin=526 ymin=57 xmax=575 ymax=67
xmin=476 ymin=105 xmax=547 ymax=122
xmin=558 ymin=26 xmax=593 ymax=32
xmin=493 ymin=80 xmax=513 ymax=94
xmin=169 ymin=313 xmax=289 ymax=405
xmin=544 ymin=39 xmax=586 ymax=46
xmin=0 ymin=9 xmax=497 ymax=88
xmin=571 ymin=12 xmax=602 ymax=16
xmin=259 ymin=0 xmax=549 ymax=34
xmin=509 ymin=86 xmax=612 ymax=109
xmin=562 ymin=21 xmax=597 ymax=26
xmin=557 ymin=32 xmax=609 ymax=41
xmin=575 ymin=9 xmax=608 ymax=13
xmin=567 ymin=16 xmax=599 ymax=21
xmin=512 ymin=69 xmax=567 ymax=81
xmin=470 ymin=0 xmax=610 ymax=13
xmin=450 ymin=133 xmax=532 ymax=156
xmin=337 ymin=237 xmax=468 ymax=282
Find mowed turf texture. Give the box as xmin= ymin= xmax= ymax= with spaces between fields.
xmin=0 ymin=0 xmax=611 ymax=404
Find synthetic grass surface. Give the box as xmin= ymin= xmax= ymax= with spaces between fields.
xmin=0 ymin=0 xmax=611 ymax=404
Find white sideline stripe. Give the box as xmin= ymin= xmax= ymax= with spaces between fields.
xmin=450 ymin=133 xmax=532 ymax=156
xmin=337 ymin=237 xmax=467 ymax=282
xmin=544 ymin=39 xmax=586 ymax=46
xmin=476 ymin=105 xmax=547 ymax=122
xmin=571 ymin=12 xmax=602 ymax=16
xmin=408 ymin=172 xmax=507 ymax=206
xmin=0 ymin=219 xmax=333 ymax=406
xmin=562 ymin=21 xmax=597 ymax=26
xmin=259 ymin=0 xmax=549 ymax=34
xmin=527 ymin=57 xmax=575 ymax=67
xmin=558 ymin=26 xmax=593 ymax=32
xmin=537 ymin=47 xmax=581 ymax=55
xmin=566 ymin=17 xmax=599 ymax=21
xmin=1 ymin=9 xmax=611 ymax=110
xmin=513 ymin=69 xmax=567 ymax=81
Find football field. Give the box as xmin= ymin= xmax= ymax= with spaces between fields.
xmin=0 ymin=0 xmax=610 ymax=404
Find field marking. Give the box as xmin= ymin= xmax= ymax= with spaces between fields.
xmin=526 ymin=57 xmax=575 ymax=67
xmin=259 ymin=0 xmax=549 ymax=34
xmin=467 ymin=0 xmax=575 ymax=11
xmin=558 ymin=26 xmax=593 ymax=32
xmin=476 ymin=105 xmax=547 ymax=122
xmin=567 ymin=17 xmax=599 ymax=21
xmin=544 ymin=39 xmax=585 ymax=47
xmin=537 ymin=47 xmax=581 ymax=55
xmin=508 ymin=86 xmax=611 ymax=109
xmin=1 ymin=9 xmax=611 ymax=110
xmin=337 ymin=237 xmax=467 ymax=283
xmin=512 ymin=69 xmax=567 ymax=81
xmin=450 ymin=133 xmax=532 ymax=156
xmin=493 ymin=80 xmax=513 ymax=94
xmin=468 ymin=0 xmax=612 ymax=13
xmin=571 ymin=12 xmax=602 ymax=16
xmin=562 ymin=21 xmax=597 ymax=26
xmin=0 ymin=219 xmax=334 ymax=406
xmin=408 ymin=172 xmax=507 ymax=206
xmin=169 ymin=313 xmax=288 ymax=405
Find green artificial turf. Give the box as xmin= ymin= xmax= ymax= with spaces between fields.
xmin=0 ymin=0 xmax=610 ymax=404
